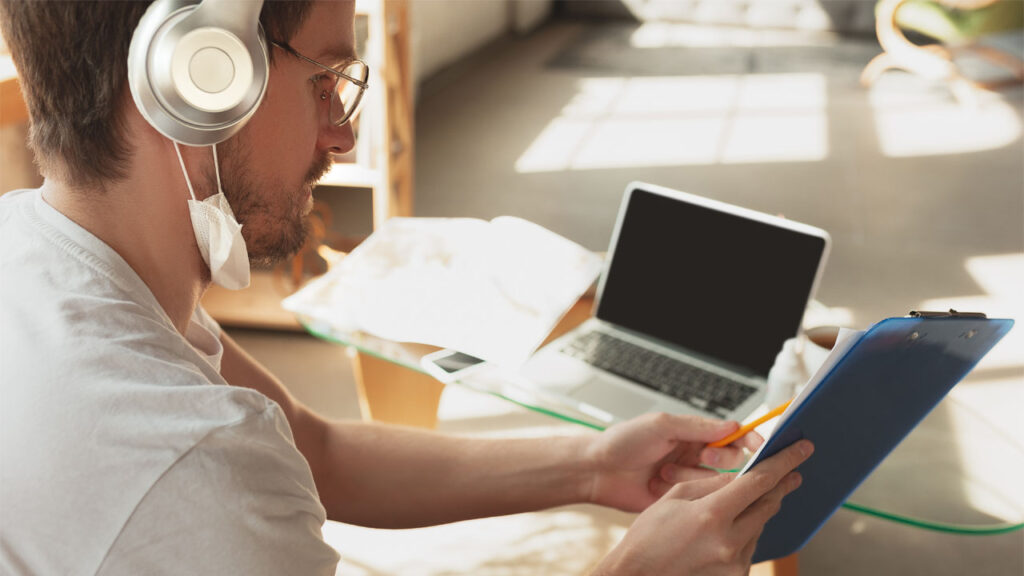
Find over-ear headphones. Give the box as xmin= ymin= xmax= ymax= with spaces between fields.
xmin=128 ymin=0 xmax=268 ymax=146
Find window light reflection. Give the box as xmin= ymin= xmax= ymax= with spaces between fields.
xmin=870 ymin=84 xmax=1021 ymax=158
xmin=515 ymin=73 xmax=829 ymax=173
xmin=946 ymin=379 xmax=1024 ymax=524
xmin=918 ymin=253 xmax=1024 ymax=371
xmin=628 ymin=21 xmax=836 ymax=49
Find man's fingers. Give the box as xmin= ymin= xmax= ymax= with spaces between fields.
xmin=733 ymin=429 xmax=764 ymax=452
xmin=700 ymin=445 xmax=747 ymax=470
xmin=662 ymin=472 xmax=736 ymax=501
xmin=660 ymin=462 xmax=718 ymax=484
xmin=729 ymin=473 xmax=802 ymax=567
xmin=651 ymin=412 xmax=740 ymax=444
xmin=701 ymin=428 xmax=763 ymax=468
xmin=716 ymin=439 xmax=813 ymax=515
xmin=738 ymin=531 xmax=761 ymax=566
xmin=734 ymin=471 xmax=802 ymax=536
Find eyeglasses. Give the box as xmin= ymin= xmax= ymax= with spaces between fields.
xmin=270 ymin=40 xmax=369 ymax=127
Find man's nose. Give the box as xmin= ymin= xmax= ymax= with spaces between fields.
xmin=319 ymin=120 xmax=355 ymax=155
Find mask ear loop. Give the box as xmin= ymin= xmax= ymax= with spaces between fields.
xmin=175 ymin=141 xmax=227 ymax=201
xmin=209 ymin=143 xmax=238 ymax=220
xmin=211 ymin=143 xmax=224 ymax=195
xmin=173 ymin=141 xmax=198 ymax=201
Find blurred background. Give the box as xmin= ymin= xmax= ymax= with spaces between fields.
xmin=2 ymin=1 xmax=1021 ymax=574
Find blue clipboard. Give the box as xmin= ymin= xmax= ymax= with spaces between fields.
xmin=745 ymin=312 xmax=1013 ymax=563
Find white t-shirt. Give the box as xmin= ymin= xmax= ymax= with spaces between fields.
xmin=0 ymin=189 xmax=341 ymax=575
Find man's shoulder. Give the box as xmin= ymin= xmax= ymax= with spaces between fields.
xmin=96 ymin=405 xmax=339 ymax=576
xmin=4 ymin=327 xmax=279 ymax=449
xmin=0 ymin=189 xmax=43 ymax=248
xmin=0 ymin=188 xmax=34 ymax=207
xmin=0 ymin=352 xmax=296 ymax=575
xmin=0 ymin=188 xmax=33 ymax=208
xmin=0 ymin=187 xmax=161 ymax=313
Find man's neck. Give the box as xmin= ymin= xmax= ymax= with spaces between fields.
xmin=39 ymin=148 xmax=210 ymax=335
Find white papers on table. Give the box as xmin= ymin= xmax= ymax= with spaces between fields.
xmin=283 ymin=217 xmax=603 ymax=368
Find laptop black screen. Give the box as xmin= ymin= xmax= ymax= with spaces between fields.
xmin=595 ymin=188 xmax=827 ymax=377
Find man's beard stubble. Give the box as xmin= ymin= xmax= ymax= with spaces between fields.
xmin=211 ymin=139 xmax=334 ymax=268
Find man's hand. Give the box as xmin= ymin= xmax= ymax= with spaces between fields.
xmin=594 ymin=439 xmax=813 ymax=576
xmin=584 ymin=412 xmax=763 ymax=512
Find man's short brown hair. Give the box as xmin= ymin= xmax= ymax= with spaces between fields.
xmin=0 ymin=1 xmax=313 ymax=190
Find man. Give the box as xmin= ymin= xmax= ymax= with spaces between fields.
xmin=0 ymin=1 xmax=812 ymax=574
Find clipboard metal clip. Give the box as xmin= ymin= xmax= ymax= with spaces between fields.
xmin=908 ymin=309 xmax=987 ymax=319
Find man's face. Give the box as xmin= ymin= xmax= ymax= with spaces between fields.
xmin=213 ymin=0 xmax=357 ymax=267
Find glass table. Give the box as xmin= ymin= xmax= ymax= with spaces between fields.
xmin=298 ymin=295 xmax=1024 ymax=573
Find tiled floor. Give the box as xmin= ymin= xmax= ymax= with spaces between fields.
xmin=230 ymin=18 xmax=1023 ymax=576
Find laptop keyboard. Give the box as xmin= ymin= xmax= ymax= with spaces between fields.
xmin=560 ymin=330 xmax=758 ymax=417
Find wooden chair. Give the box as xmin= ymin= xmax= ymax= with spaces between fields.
xmin=861 ymin=0 xmax=1024 ymax=104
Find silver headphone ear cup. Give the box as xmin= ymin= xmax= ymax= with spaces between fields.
xmin=128 ymin=0 xmax=268 ymax=146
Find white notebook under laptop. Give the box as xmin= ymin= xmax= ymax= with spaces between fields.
xmin=518 ymin=182 xmax=831 ymax=423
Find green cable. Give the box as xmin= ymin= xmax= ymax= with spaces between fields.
xmin=708 ymin=467 xmax=1023 ymax=535
xmin=839 ymin=501 xmax=1024 ymax=535
xmin=836 ymin=394 xmax=1024 ymax=535
xmin=500 ymin=388 xmax=1024 ymax=534
xmin=303 ymin=323 xmax=1024 ymax=534
xmin=489 ymin=391 xmax=606 ymax=431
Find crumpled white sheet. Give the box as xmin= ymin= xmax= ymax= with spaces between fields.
xmin=283 ymin=217 xmax=603 ymax=368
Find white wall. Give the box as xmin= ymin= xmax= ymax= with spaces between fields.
xmin=410 ymin=0 xmax=552 ymax=90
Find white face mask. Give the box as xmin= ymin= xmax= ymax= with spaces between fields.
xmin=174 ymin=142 xmax=251 ymax=290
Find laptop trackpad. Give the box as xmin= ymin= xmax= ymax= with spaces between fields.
xmin=570 ymin=383 xmax=655 ymax=420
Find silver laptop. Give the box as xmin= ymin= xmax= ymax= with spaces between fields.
xmin=519 ymin=182 xmax=831 ymax=423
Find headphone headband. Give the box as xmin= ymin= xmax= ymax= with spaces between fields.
xmin=128 ymin=0 xmax=268 ymax=146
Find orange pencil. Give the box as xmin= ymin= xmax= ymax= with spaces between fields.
xmin=707 ymin=399 xmax=793 ymax=448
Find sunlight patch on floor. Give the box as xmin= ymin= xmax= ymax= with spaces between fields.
xmin=326 ymin=506 xmax=630 ymax=576
xmin=516 ymin=74 xmax=829 ymax=173
xmin=918 ymin=253 xmax=1024 ymax=372
xmin=870 ymin=82 xmax=1021 ymax=158
xmin=628 ymin=21 xmax=837 ymax=49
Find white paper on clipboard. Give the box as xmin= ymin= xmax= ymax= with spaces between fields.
xmin=740 ymin=327 xmax=866 ymax=475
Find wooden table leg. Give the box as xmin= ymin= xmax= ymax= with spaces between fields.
xmin=751 ymin=554 xmax=798 ymax=576
xmin=349 ymin=348 xmax=445 ymax=429
xmin=346 ymin=295 xmax=594 ymax=430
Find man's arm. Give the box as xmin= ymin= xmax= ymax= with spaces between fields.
xmin=218 ymin=331 xmax=592 ymax=528
xmin=218 ymin=331 xmax=755 ymax=528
